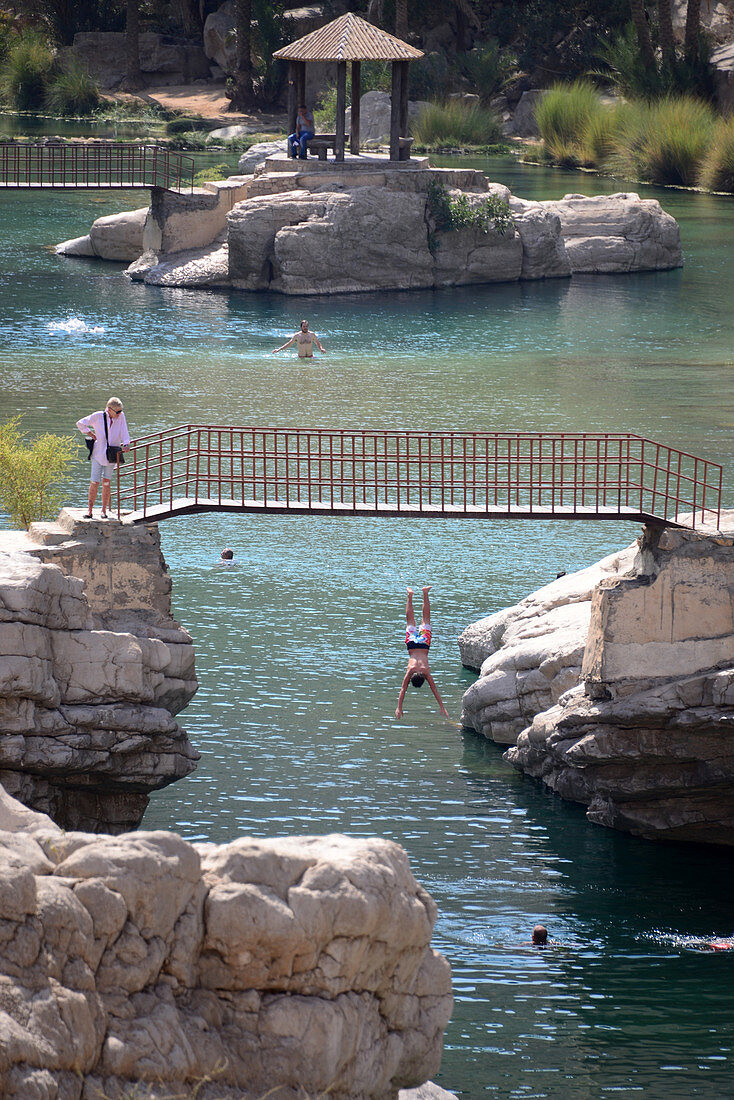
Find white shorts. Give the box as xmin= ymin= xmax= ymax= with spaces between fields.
xmin=90 ymin=458 xmax=115 ymax=483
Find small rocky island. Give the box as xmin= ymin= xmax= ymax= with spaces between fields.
xmin=460 ymin=514 xmax=734 ymax=847
xmin=57 ymin=152 xmax=683 ymax=295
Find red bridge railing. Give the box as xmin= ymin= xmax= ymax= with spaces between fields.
xmin=0 ymin=143 xmax=194 ymax=192
xmin=115 ymin=427 xmax=723 ymax=530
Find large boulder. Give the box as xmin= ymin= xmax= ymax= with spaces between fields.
xmin=70 ymin=31 xmax=209 ymax=89
xmin=203 ymin=0 xmax=236 ymax=72
xmin=459 ymin=542 xmax=637 ymax=743
xmin=237 ymin=139 xmax=287 ymax=173
xmin=56 ymin=207 xmax=149 ymax=262
xmin=0 ymin=791 xmax=453 ymax=1097
xmin=543 ymin=192 xmax=683 ymax=272
xmin=0 ymin=511 xmax=199 ymax=832
xmin=508 ymin=196 xmax=571 ymax=279
xmin=345 ymin=91 xmax=432 ymax=142
xmin=711 ymin=40 xmax=734 ymax=116
xmin=510 ymin=89 xmax=545 ymax=138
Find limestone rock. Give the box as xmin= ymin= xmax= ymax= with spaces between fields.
xmin=0 ymin=511 xmax=199 ymax=833
xmin=237 ymin=139 xmax=287 ymax=173
xmin=463 ymin=513 xmax=734 ymax=845
xmin=544 ymin=192 xmax=683 ymax=272
xmin=129 ymin=240 xmax=231 ymax=287
xmin=510 ymin=89 xmax=546 ymax=137
xmin=203 ymin=0 xmax=236 ymax=72
xmin=345 ymin=91 xmax=432 ymax=142
xmin=55 ymin=234 xmax=95 ymax=257
xmin=711 ymin=40 xmax=734 ymax=116
xmin=509 ymin=196 xmax=571 ymax=279
xmin=70 ymin=31 xmax=209 ymax=88
xmin=207 ymin=123 xmax=253 ymax=141
xmin=56 ymin=208 xmax=148 ymax=262
xmin=0 ymin=793 xmax=453 ymax=1098
xmin=459 ymin=543 xmax=638 ymax=743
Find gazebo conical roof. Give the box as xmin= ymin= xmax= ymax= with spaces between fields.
xmin=273 ymin=12 xmax=424 ymax=63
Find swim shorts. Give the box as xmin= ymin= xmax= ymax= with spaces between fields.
xmin=406 ymin=624 xmax=431 ymax=649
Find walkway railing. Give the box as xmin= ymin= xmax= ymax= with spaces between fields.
xmin=0 ymin=143 xmax=195 ymax=192
xmin=115 ymin=427 xmax=723 ymax=530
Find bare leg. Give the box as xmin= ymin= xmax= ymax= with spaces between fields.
xmin=421 ymin=584 xmax=432 ymax=626
xmin=101 ymin=478 xmax=111 ymax=516
xmin=87 ymin=481 xmax=99 ymax=516
xmin=405 ymin=587 xmax=416 ymax=628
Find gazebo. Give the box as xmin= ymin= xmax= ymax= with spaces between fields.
xmin=273 ymin=13 xmax=424 ymax=163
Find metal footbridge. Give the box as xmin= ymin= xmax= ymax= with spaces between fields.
xmin=0 ymin=143 xmax=194 ymax=192
xmin=112 ymin=426 xmax=723 ymax=530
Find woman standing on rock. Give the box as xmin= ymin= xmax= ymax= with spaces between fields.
xmin=76 ymin=397 xmax=130 ymax=519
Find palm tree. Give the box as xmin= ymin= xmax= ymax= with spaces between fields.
xmin=395 ymin=0 xmax=407 ymax=40
xmin=228 ymin=0 xmax=254 ymax=111
xmin=658 ymin=0 xmax=676 ymax=68
xmin=629 ymin=0 xmax=656 ymax=68
xmin=684 ymin=0 xmax=702 ymax=60
xmin=120 ymin=0 xmax=144 ymax=91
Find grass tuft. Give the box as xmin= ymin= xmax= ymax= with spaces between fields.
xmin=613 ymin=95 xmax=715 ymax=186
xmin=698 ymin=114 xmax=734 ymax=192
xmin=45 ymin=57 xmax=100 ymax=116
xmin=411 ymin=99 xmax=502 ymax=146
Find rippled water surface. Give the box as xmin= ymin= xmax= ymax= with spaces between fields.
xmin=1 ymin=155 xmax=734 ymax=1098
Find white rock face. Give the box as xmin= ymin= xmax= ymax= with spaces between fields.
xmin=207 ymin=123 xmax=253 ymax=141
xmin=0 ymin=511 xmax=199 ymax=832
xmin=543 ymin=192 xmax=683 ymax=272
xmin=203 ymin=0 xmax=236 ymax=72
xmin=459 ymin=543 xmax=638 ymax=743
xmin=237 ymin=139 xmax=287 ymax=173
xmin=57 ymin=207 xmax=149 ymax=261
xmin=509 ymin=196 xmax=572 ymax=279
xmin=0 ymin=791 xmax=452 ymax=1098
xmin=462 ymin=514 xmax=734 ymax=845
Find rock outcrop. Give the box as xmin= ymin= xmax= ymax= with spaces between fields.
xmin=0 ymin=510 xmax=198 ymax=833
xmin=56 ymin=154 xmax=683 ymax=295
xmin=69 ymin=31 xmax=209 ymax=89
xmin=461 ymin=514 xmax=734 ymax=846
xmin=0 ymin=787 xmax=453 ymax=1098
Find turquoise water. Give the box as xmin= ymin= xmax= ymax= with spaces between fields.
xmin=1 ymin=156 xmax=734 ymax=1098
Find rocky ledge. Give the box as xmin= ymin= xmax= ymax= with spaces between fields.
xmin=57 ymin=157 xmax=682 ymax=296
xmin=0 ymin=786 xmax=452 ymax=1098
xmin=0 ymin=509 xmax=198 ymax=833
xmin=460 ymin=514 xmax=734 ymax=847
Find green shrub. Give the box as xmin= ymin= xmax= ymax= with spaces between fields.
xmin=698 ymin=115 xmax=734 ymax=192
xmin=426 ymin=178 xmax=513 ymax=238
xmin=0 ymin=417 xmax=76 ymax=529
xmin=0 ymin=31 xmax=54 ymax=111
xmin=594 ymin=22 xmax=717 ymax=101
xmin=93 ymin=99 xmax=167 ymax=124
xmin=166 ymin=115 xmax=214 ymax=135
xmin=410 ymin=99 xmax=502 ymax=147
xmin=194 ymin=162 xmax=231 ymax=185
xmin=45 ymin=57 xmax=99 ymax=116
xmin=166 ymin=130 xmax=210 ymax=150
xmin=614 ymin=95 xmax=715 ymax=186
xmin=409 ymin=52 xmax=451 ymax=100
xmin=457 ymin=39 xmax=514 ymax=101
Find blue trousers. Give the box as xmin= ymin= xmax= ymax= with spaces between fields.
xmin=288 ymin=130 xmax=314 ymax=159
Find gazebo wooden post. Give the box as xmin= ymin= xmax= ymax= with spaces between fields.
xmin=297 ymin=61 xmax=306 ymax=110
xmin=335 ymin=60 xmax=347 ymax=161
xmin=398 ymin=60 xmax=409 ymax=151
xmin=389 ymin=61 xmax=401 ymax=161
xmin=350 ymin=61 xmax=361 ymax=154
xmin=287 ymin=61 xmax=297 ymax=135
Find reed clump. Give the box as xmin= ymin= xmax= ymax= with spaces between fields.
xmin=613 ymin=96 xmax=715 ymax=186
xmin=410 ymin=98 xmax=502 ymax=147
xmin=698 ymin=114 xmax=734 ymax=193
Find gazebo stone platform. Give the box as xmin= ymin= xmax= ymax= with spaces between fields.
xmin=256 ymin=150 xmax=431 ymax=174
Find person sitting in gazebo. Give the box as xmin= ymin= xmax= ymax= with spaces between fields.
xmin=288 ymin=104 xmax=315 ymax=160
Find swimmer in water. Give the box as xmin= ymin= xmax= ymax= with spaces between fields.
xmin=272 ymin=320 xmax=326 ymax=358
xmin=395 ymin=586 xmax=450 ymax=720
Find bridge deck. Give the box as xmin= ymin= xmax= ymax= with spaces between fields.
xmin=123 ymin=496 xmax=671 ymax=526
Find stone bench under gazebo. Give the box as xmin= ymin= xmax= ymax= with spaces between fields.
xmin=273 ymin=12 xmax=424 ymax=163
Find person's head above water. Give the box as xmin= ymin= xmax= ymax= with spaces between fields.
xmin=300 ymin=319 xmax=309 ymax=331
xmin=221 ymin=548 xmax=234 ymax=560
xmin=532 ymin=924 xmax=548 ymax=946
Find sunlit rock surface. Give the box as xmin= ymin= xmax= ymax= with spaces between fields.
xmin=0 ymin=788 xmax=452 ymax=1099
xmin=462 ymin=515 xmax=734 ymax=846
xmin=0 ymin=510 xmax=198 ymax=833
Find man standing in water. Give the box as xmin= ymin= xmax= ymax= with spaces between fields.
xmin=272 ymin=320 xmax=326 ymax=358
xmin=395 ymin=586 xmax=450 ymax=720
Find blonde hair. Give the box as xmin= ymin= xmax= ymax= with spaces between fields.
xmin=106 ymin=397 xmax=123 ymax=412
